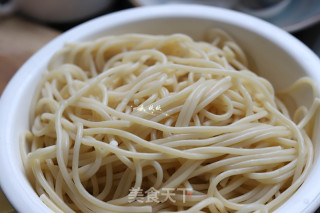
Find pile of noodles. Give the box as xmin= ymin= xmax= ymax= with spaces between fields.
xmin=20 ymin=29 xmax=320 ymax=213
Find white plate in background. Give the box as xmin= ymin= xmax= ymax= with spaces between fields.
xmin=130 ymin=0 xmax=320 ymax=32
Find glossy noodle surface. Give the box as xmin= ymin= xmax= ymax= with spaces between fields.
xmin=21 ymin=29 xmax=320 ymax=213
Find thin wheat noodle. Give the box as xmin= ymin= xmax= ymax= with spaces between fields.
xmin=22 ymin=29 xmax=319 ymax=212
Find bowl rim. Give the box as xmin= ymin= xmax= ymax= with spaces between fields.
xmin=1 ymin=4 xmax=320 ymax=213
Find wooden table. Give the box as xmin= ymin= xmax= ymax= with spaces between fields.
xmin=0 ymin=15 xmax=60 ymax=212
xmin=0 ymin=16 xmax=60 ymax=94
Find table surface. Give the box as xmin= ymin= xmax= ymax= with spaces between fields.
xmin=1 ymin=1 xmax=320 ymax=212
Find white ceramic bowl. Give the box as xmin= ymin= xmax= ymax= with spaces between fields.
xmin=1 ymin=4 xmax=320 ymax=213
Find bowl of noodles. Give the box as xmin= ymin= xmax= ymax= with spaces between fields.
xmin=1 ymin=4 xmax=320 ymax=213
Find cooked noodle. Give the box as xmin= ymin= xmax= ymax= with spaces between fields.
xmin=21 ymin=29 xmax=320 ymax=213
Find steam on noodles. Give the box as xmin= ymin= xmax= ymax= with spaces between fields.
xmin=20 ymin=29 xmax=320 ymax=213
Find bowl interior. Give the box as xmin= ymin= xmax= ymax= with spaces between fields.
xmin=1 ymin=5 xmax=320 ymax=213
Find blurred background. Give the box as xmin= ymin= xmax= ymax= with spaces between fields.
xmin=1 ymin=0 xmax=320 ymax=212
